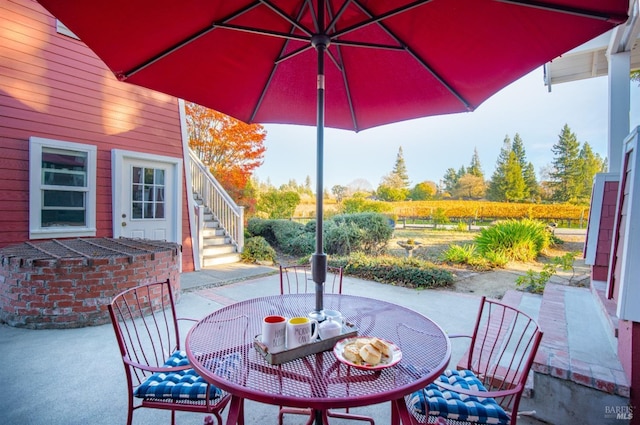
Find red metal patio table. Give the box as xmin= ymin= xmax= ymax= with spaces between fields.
xmin=186 ymin=293 xmax=451 ymax=425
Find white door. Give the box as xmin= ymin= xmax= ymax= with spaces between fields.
xmin=112 ymin=150 xmax=182 ymax=243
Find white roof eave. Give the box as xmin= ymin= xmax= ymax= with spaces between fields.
xmin=545 ymin=0 xmax=640 ymax=87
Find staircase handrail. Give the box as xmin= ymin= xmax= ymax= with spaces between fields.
xmin=188 ymin=149 xmax=244 ymax=252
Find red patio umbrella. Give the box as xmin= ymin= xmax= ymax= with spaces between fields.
xmin=36 ymin=0 xmax=627 ymax=318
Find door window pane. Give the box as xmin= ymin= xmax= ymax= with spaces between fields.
xmin=132 ymin=202 xmax=143 ymax=219
xmin=131 ymin=166 xmax=166 ymax=220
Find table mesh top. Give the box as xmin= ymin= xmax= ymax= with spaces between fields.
xmin=188 ymin=294 xmax=450 ymax=409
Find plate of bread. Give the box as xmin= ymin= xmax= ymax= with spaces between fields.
xmin=333 ymin=336 xmax=402 ymax=370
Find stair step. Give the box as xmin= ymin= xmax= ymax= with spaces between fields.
xmin=202 ymin=219 xmax=220 ymax=228
xmin=532 ymin=283 xmax=627 ymax=395
xmin=202 ymin=252 xmax=241 ymax=267
xmin=203 ymin=236 xmax=230 ymax=246
xmin=202 ymin=227 xmax=225 ymax=237
xmin=521 ymin=283 xmax=630 ymax=425
xmin=202 ymin=244 xmax=236 ymax=256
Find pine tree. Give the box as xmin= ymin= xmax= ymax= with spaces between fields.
xmin=512 ymin=134 xmax=527 ymax=169
xmin=511 ymin=133 xmax=539 ymax=200
xmin=504 ymin=151 xmax=526 ymax=202
xmin=550 ymin=124 xmax=581 ymax=202
xmin=487 ymin=136 xmax=512 ymax=201
xmin=442 ymin=167 xmax=459 ymax=195
xmin=523 ymin=162 xmax=540 ymax=201
xmin=392 ymin=146 xmax=410 ymax=188
xmin=468 ymin=147 xmax=484 ymax=179
xmin=577 ymin=142 xmax=606 ymax=201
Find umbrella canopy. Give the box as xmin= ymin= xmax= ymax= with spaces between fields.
xmin=36 ymin=0 xmax=627 ymax=318
xmin=38 ymin=0 xmax=627 ymax=132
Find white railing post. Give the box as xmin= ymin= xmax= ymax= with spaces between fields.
xmin=196 ymin=204 xmax=205 ymax=268
xmin=237 ymin=206 xmax=245 ymax=252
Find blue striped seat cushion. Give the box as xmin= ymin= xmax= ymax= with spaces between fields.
xmin=134 ymin=350 xmax=239 ymax=401
xmin=408 ymin=369 xmax=510 ymax=425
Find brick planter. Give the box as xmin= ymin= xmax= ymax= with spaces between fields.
xmin=0 ymin=238 xmax=181 ymax=329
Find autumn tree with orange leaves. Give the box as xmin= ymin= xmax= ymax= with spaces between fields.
xmin=186 ymin=102 xmax=266 ymax=213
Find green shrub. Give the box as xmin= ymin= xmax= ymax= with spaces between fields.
xmin=247 ymin=218 xmax=277 ymax=244
xmin=440 ymin=243 xmax=500 ymax=271
xmin=455 ymin=221 xmax=469 ymax=232
xmin=331 ymin=213 xmax=393 ymax=255
xmin=323 ymin=220 xmax=362 ymax=256
xmin=475 ymin=219 xmax=550 ymax=262
xmin=483 ymin=251 xmax=509 ymax=268
xmin=247 ymin=213 xmax=393 ymax=258
xmin=241 ymin=236 xmax=276 ymax=264
xmin=340 ymin=198 xmax=392 ymax=214
xmin=287 ymin=233 xmax=315 ymax=256
xmin=441 ymin=244 xmax=476 ymax=264
xmin=270 ymin=220 xmax=307 ymax=255
xmin=432 ymin=208 xmax=450 ymax=228
xmin=329 ymin=252 xmax=453 ymax=289
xmin=516 ymin=251 xmax=579 ymax=293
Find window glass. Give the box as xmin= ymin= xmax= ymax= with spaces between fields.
xmin=29 ymin=137 xmax=96 ymax=238
xmin=131 ymin=166 xmax=166 ymax=220
xmin=42 ymin=148 xmax=87 ymax=187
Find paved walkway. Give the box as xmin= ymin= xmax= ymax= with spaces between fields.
xmin=0 ymin=262 xmax=580 ymax=425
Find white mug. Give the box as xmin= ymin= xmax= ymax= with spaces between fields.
xmin=286 ymin=316 xmax=319 ymax=349
xmin=261 ymin=315 xmax=287 ymax=353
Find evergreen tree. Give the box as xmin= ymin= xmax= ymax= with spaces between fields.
xmin=504 ymin=151 xmax=526 ymax=202
xmin=550 ymin=124 xmax=581 ymax=202
xmin=468 ymin=147 xmax=484 ymax=179
xmin=512 ymin=133 xmax=527 ymax=169
xmin=392 ymin=146 xmax=410 ymax=188
xmin=577 ymin=142 xmax=606 ymax=201
xmin=442 ymin=167 xmax=459 ymax=195
xmin=487 ymin=136 xmax=512 ymax=201
xmin=523 ymin=162 xmax=540 ymax=201
xmin=511 ymin=134 xmax=539 ymax=200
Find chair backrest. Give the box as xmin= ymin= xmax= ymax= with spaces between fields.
xmin=279 ymin=264 xmax=343 ymax=295
xmin=108 ymin=279 xmax=180 ymax=387
xmin=463 ymin=296 xmax=543 ymax=415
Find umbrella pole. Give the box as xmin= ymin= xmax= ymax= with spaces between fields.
xmin=310 ymin=20 xmax=329 ymax=323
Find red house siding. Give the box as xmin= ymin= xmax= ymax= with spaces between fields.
xmin=0 ymin=0 xmax=195 ymax=271
xmin=591 ymin=180 xmax=619 ymax=282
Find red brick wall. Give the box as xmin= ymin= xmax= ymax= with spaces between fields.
xmin=0 ymin=250 xmax=180 ymax=329
xmin=592 ymin=180 xmax=619 ymax=281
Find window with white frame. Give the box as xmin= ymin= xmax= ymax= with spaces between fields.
xmin=29 ymin=137 xmax=97 ymax=239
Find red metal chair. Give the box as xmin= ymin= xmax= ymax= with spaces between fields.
xmin=279 ymin=263 xmax=344 ymax=295
xmin=405 ymin=296 xmax=542 ymax=425
xmin=108 ymin=279 xmax=236 ymax=425
xmin=278 ymin=264 xmax=374 ymax=425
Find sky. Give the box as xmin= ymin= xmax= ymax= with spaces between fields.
xmin=254 ymin=67 xmax=640 ymax=191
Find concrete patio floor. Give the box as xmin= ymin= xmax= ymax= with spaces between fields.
xmin=1 ymin=264 xmax=552 ymax=425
